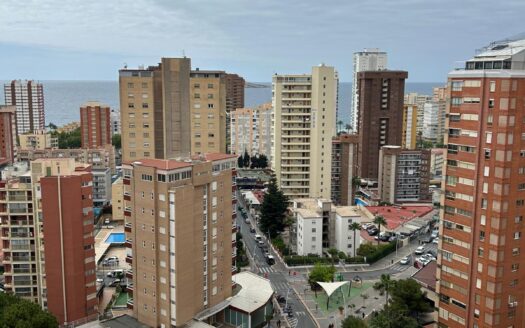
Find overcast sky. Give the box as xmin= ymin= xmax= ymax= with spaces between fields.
xmin=0 ymin=0 xmax=524 ymax=82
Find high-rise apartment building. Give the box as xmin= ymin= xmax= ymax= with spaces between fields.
xmin=437 ymin=38 xmax=525 ymax=328
xmin=405 ymin=92 xmax=432 ymax=134
xmin=357 ymin=70 xmax=408 ymax=180
xmin=3 ymin=80 xmax=45 ymax=135
xmin=271 ymin=64 xmax=338 ymax=199
xmin=80 ymin=101 xmax=112 ymax=148
xmin=190 ymin=70 xmax=227 ymax=154
xmin=0 ymin=105 xmax=17 ymax=165
xmin=351 ymin=49 xmax=388 ymax=132
xmin=402 ymin=104 xmax=418 ymax=149
xmin=224 ymin=74 xmax=245 ymax=153
xmin=119 ymin=58 xmax=192 ymax=162
xmin=120 ymin=59 xmax=244 ymax=161
xmin=378 ymin=146 xmax=430 ymax=204
xmin=0 ymin=159 xmax=97 ymax=326
xmin=331 ymin=134 xmax=359 ymax=205
xmin=123 ymin=153 xmax=237 ymax=327
xmin=230 ymin=103 xmax=272 ymax=159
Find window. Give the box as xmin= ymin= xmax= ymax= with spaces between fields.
xmin=490 ymin=81 xmax=496 ymax=92
xmin=194 ymin=93 xmax=200 ymax=99
xmin=511 ymin=263 xmax=519 ymax=271
xmin=514 ymin=232 xmax=521 ymax=240
xmin=207 ymin=94 xmax=214 ymax=99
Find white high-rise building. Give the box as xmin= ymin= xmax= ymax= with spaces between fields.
xmin=351 ymin=49 xmax=387 ymax=132
xmin=272 ymin=64 xmax=338 ymax=199
xmin=4 ymin=80 xmax=45 ymax=134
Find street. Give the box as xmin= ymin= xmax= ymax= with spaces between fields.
xmin=236 ymin=192 xmax=317 ymax=328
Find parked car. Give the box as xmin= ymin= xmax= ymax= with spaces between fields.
xmin=415 ymin=246 xmax=425 ymax=255
xmin=362 ymin=223 xmax=373 ymax=230
xmin=249 ymin=227 xmax=256 ymax=233
xmin=257 ymin=240 xmax=265 ymax=248
xmin=416 ymin=257 xmax=431 ymax=266
xmin=266 ymin=255 xmax=275 ymax=265
xmin=426 ymin=249 xmax=438 ymax=258
xmin=103 ymin=256 xmax=119 ymax=266
xmin=400 ymin=256 xmax=410 ymax=265
xmin=107 ymin=269 xmax=124 ymax=278
xmin=367 ymin=228 xmax=379 ymax=236
xmin=104 ymin=218 xmax=110 ymax=225
xmin=254 ymin=234 xmax=262 ymax=241
xmin=430 ymin=231 xmax=439 ymax=239
xmin=421 ymin=236 xmax=433 ymax=243
xmin=244 ymin=218 xmax=250 ymax=224
xmin=109 ymin=279 xmax=121 ymax=287
xmin=432 ymin=238 xmax=439 ymax=244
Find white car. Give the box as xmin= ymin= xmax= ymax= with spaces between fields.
xmin=399 ymin=256 xmax=410 ymax=265
xmin=432 ymin=238 xmax=439 ymax=244
xmin=417 ymin=257 xmax=431 ymax=266
xmin=362 ymin=223 xmax=373 ymax=230
xmin=415 ymin=246 xmax=425 ymax=255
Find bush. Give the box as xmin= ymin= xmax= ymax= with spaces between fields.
xmin=357 ymin=241 xmax=397 ymax=263
xmin=284 ymin=255 xmax=365 ymax=266
xmin=272 ymin=237 xmax=290 ymax=256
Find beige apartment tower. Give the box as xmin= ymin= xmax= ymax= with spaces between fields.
xmin=123 ymin=154 xmax=237 ymax=327
xmin=119 ymin=58 xmax=191 ymax=162
xmin=272 ymin=65 xmax=338 ymax=199
xmin=230 ymin=103 xmax=273 ymax=159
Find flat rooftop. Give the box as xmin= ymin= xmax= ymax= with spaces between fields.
xmin=364 ymin=205 xmax=434 ymax=230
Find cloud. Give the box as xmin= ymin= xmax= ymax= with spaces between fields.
xmin=1 ymin=0 xmax=524 ymax=81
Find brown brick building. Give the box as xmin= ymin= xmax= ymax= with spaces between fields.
xmin=331 ymin=134 xmax=359 ymax=205
xmin=0 ymin=105 xmax=16 ymax=165
xmin=437 ymin=38 xmax=525 ymax=327
xmin=357 ymin=70 xmax=408 ymax=180
xmin=80 ymin=101 xmax=111 ymax=148
xmin=123 ymin=153 xmax=237 ymax=327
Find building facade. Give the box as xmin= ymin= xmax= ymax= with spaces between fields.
xmin=272 ymin=65 xmax=338 ymax=199
xmin=92 ymin=167 xmax=112 ymax=207
xmin=378 ymin=146 xmax=431 ymax=204
xmin=402 ymin=104 xmax=418 ymax=149
xmin=111 ymin=177 xmax=124 ymax=222
xmin=331 ymin=134 xmax=359 ymax=206
xmin=80 ymin=101 xmax=112 ymax=148
xmin=230 ymin=103 xmax=272 ymax=159
xmin=405 ymin=92 xmax=432 ymax=135
xmin=224 ymin=74 xmax=245 ymax=154
xmin=3 ymin=80 xmax=45 ymax=135
xmin=0 ymin=105 xmax=17 ymax=165
xmin=19 ymin=129 xmax=58 ymax=150
xmin=437 ymin=38 xmax=525 ymax=328
xmin=119 ymin=58 xmax=192 ymax=162
xmin=122 ymin=153 xmax=237 ymax=327
xmin=430 ymin=148 xmax=444 ymax=178
xmin=357 ymin=70 xmax=408 ymax=180
xmin=351 ymin=49 xmax=388 ymax=132
xmin=0 ymin=159 xmax=97 ymax=326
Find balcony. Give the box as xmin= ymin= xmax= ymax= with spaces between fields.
xmin=123 ymin=192 xmax=131 ymax=201
xmin=124 ymin=222 xmax=132 ymax=233
xmin=125 ymin=269 xmax=133 ymax=279
xmin=125 ymin=239 xmax=132 ymax=248
xmin=123 ymin=177 xmax=130 ymax=185
xmin=126 ymin=282 xmax=134 ymax=293
xmin=124 ymin=207 xmax=131 ymax=217
xmin=126 ymin=298 xmax=134 ymax=309
xmin=231 ymin=266 xmax=237 ymax=273
xmin=125 ymin=255 xmax=133 ymax=264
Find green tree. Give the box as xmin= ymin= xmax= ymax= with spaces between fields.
xmin=308 ymin=262 xmax=336 ymax=289
xmin=327 ymin=247 xmax=339 ymax=263
xmin=237 ymin=155 xmax=244 ymax=168
xmin=243 ymin=150 xmax=250 ymax=167
xmin=112 ymin=133 xmax=121 ymax=149
xmin=0 ymin=292 xmax=58 ymax=327
xmin=373 ymin=215 xmax=387 ymax=244
xmin=258 ymin=154 xmax=268 ymax=168
xmin=342 ymin=315 xmax=367 ymax=328
xmin=373 ymin=274 xmax=394 ymax=303
xmin=349 ymin=222 xmax=361 ymax=257
xmin=345 ymin=123 xmax=353 ymax=133
xmin=55 ymin=127 xmax=81 ymax=148
xmin=259 ymin=177 xmax=288 ymax=237
xmin=389 ymin=278 xmax=431 ymax=321
xmin=369 ymin=304 xmax=418 ymax=328
xmin=47 ymin=122 xmax=58 ymax=130
xmin=337 ymin=120 xmax=344 ymax=133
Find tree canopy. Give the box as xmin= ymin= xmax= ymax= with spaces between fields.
xmin=342 ymin=315 xmax=367 ymax=328
xmin=307 ymin=262 xmax=336 ymax=288
xmin=259 ymin=177 xmax=288 ymax=237
xmin=236 ymin=152 xmax=268 ymax=169
xmin=112 ymin=133 xmax=121 ymax=149
xmin=53 ymin=127 xmax=81 ymax=148
xmin=0 ymin=293 xmax=58 ymax=327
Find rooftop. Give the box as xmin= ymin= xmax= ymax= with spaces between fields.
xmin=335 ymin=206 xmax=364 ymax=218
xmin=230 ymin=271 xmax=274 ymax=313
xmin=363 ymin=205 xmax=434 ymax=230
xmin=474 ymin=38 xmax=525 ymax=60
xmin=412 ymin=260 xmax=437 ymax=292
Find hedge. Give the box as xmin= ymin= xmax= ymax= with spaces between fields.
xmin=284 ymin=255 xmax=365 ymax=266
xmin=357 ymin=241 xmax=397 ymax=263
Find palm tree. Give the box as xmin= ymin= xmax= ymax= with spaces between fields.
xmin=349 ymin=222 xmax=361 ymax=257
xmin=373 ymin=273 xmax=394 ymax=304
xmin=345 ymin=123 xmax=353 ymax=133
xmin=337 ymin=120 xmax=344 ymax=133
xmin=373 ymin=215 xmax=387 ymax=244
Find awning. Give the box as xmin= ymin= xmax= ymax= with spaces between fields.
xmin=317 ymin=281 xmax=349 ymax=298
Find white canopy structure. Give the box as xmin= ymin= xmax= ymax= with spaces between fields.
xmin=317 ymin=281 xmax=349 ymax=298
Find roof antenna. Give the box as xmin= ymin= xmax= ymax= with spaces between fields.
xmin=182 ymin=49 xmax=186 ymax=58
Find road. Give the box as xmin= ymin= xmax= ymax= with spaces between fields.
xmin=236 ymin=192 xmax=317 ymax=328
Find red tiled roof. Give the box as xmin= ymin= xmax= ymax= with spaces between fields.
xmin=365 ymin=205 xmax=433 ymax=230
xmin=413 ymin=260 xmax=437 ymax=291
xmin=203 ymin=153 xmax=238 ymax=161
xmin=134 ymin=158 xmax=192 ymax=170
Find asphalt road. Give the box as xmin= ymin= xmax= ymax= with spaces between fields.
xmin=236 ymin=192 xmax=317 ymax=328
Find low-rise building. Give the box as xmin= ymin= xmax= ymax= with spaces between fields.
xmin=17 ymin=144 xmax=116 ymax=174
xmin=292 ymin=198 xmax=364 ymax=256
xmin=378 ymin=146 xmax=431 ymax=204
xmin=19 ymin=130 xmax=58 ymax=150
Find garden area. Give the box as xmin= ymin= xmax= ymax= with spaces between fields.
xmin=312 ymin=281 xmax=374 ymax=314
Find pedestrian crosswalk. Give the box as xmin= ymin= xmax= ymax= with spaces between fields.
xmin=390 ymin=263 xmax=410 ymax=272
xmin=287 ymin=316 xmax=298 ymax=328
xmin=272 ymin=282 xmax=289 ymax=291
xmin=259 ymin=266 xmax=275 ymax=273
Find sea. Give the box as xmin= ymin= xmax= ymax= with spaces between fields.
xmin=0 ymin=81 xmax=442 ymax=127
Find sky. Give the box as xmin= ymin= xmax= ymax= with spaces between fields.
xmin=0 ymin=0 xmax=524 ymax=82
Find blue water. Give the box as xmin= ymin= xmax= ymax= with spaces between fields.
xmin=105 ymin=232 xmax=125 ymax=243
xmin=0 ymin=80 xmax=442 ymax=126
